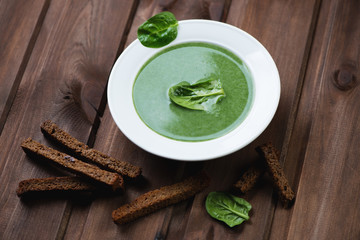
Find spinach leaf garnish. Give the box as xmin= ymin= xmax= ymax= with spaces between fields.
xmin=137 ymin=12 xmax=178 ymax=48
xmin=168 ymin=77 xmax=226 ymax=111
xmin=205 ymin=192 xmax=252 ymax=227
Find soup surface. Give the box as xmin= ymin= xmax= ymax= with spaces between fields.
xmin=133 ymin=42 xmax=253 ymax=141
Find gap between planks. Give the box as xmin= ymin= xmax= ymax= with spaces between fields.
xmin=0 ymin=0 xmax=51 ymax=136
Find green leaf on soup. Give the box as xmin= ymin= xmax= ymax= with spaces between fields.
xmin=137 ymin=12 xmax=178 ymax=48
xmin=168 ymin=77 xmax=226 ymax=111
xmin=205 ymin=192 xmax=252 ymax=227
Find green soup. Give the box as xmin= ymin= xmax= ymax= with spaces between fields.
xmin=133 ymin=42 xmax=253 ymax=141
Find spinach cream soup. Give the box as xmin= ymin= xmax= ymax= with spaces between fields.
xmin=133 ymin=42 xmax=253 ymax=142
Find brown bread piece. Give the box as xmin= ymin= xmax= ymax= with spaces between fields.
xmin=256 ymin=143 xmax=295 ymax=207
xmin=16 ymin=176 xmax=96 ymax=197
xmin=233 ymin=162 xmax=265 ymax=194
xmin=40 ymin=120 xmax=141 ymax=179
xmin=21 ymin=138 xmax=124 ymax=191
xmin=112 ymin=171 xmax=210 ymax=224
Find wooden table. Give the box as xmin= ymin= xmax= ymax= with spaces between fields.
xmin=1 ymin=0 xmax=359 ymax=239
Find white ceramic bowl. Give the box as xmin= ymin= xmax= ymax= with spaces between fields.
xmin=108 ymin=20 xmax=280 ymax=161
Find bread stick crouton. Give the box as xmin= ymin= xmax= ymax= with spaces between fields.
xmin=21 ymin=138 xmax=124 ymax=191
xmin=112 ymin=171 xmax=210 ymax=224
xmin=16 ymin=176 xmax=96 ymax=197
xmin=41 ymin=120 xmax=141 ymax=178
xmin=256 ymin=143 xmax=295 ymax=207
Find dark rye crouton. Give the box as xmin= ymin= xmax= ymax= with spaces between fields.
xmin=256 ymin=143 xmax=295 ymax=208
xmin=16 ymin=176 xmax=96 ymax=197
xmin=233 ymin=162 xmax=265 ymax=194
xmin=21 ymin=138 xmax=124 ymax=191
xmin=40 ymin=120 xmax=141 ymax=179
xmin=112 ymin=171 xmax=210 ymax=224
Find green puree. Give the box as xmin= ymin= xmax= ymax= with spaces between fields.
xmin=133 ymin=42 xmax=253 ymax=141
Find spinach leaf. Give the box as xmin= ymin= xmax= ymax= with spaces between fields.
xmin=205 ymin=192 xmax=251 ymax=227
xmin=168 ymin=77 xmax=225 ymax=111
xmin=137 ymin=12 xmax=178 ymax=48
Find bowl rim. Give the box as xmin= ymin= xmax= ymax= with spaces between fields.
xmin=107 ymin=19 xmax=280 ymax=161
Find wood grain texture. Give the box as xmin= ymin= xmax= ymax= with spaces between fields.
xmin=271 ymin=0 xmax=360 ymax=239
xmin=1 ymin=0 xmax=359 ymax=239
xmin=64 ymin=0 xmax=230 ymax=239
xmin=0 ymin=0 xmax=49 ymax=133
xmin=0 ymin=0 xmax=135 ymax=239
xmin=181 ymin=0 xmax=319 ymax=239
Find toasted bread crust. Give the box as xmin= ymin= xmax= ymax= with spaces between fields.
xmin=112 ymin=172 xmax=210 ymax=224
xmin=40 ymin=120 xmax=141 ymax=178
xmin=16 ymin=176 xmax=96 ymax=197
xmin=233 ymin=163 xmax=265 ymax=194
xmin=21 ymin=138 xmax=124 ymax=191
xmin=256 ymin=143 xmax=295 ymax=207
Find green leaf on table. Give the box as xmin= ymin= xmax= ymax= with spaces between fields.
xmin=168 ymin=77 xmax=226 ymax=111
xmin=205 ymin=192 xmax=252 ymax=227
xmin=137 ymin=11 xmax=178 ymax=48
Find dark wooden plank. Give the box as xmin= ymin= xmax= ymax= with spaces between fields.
xmin=270 ymin=0 xmax=360 ymax=239
xmin=0 ymin=0 xmax=136 ymax=239
xmin=0 ymin=0 xmax=49 ymax=133
xmin=181 ymin=0 xmax=320 ymax=239
xmin=63 ymin=0 xmax=230 ymax=239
